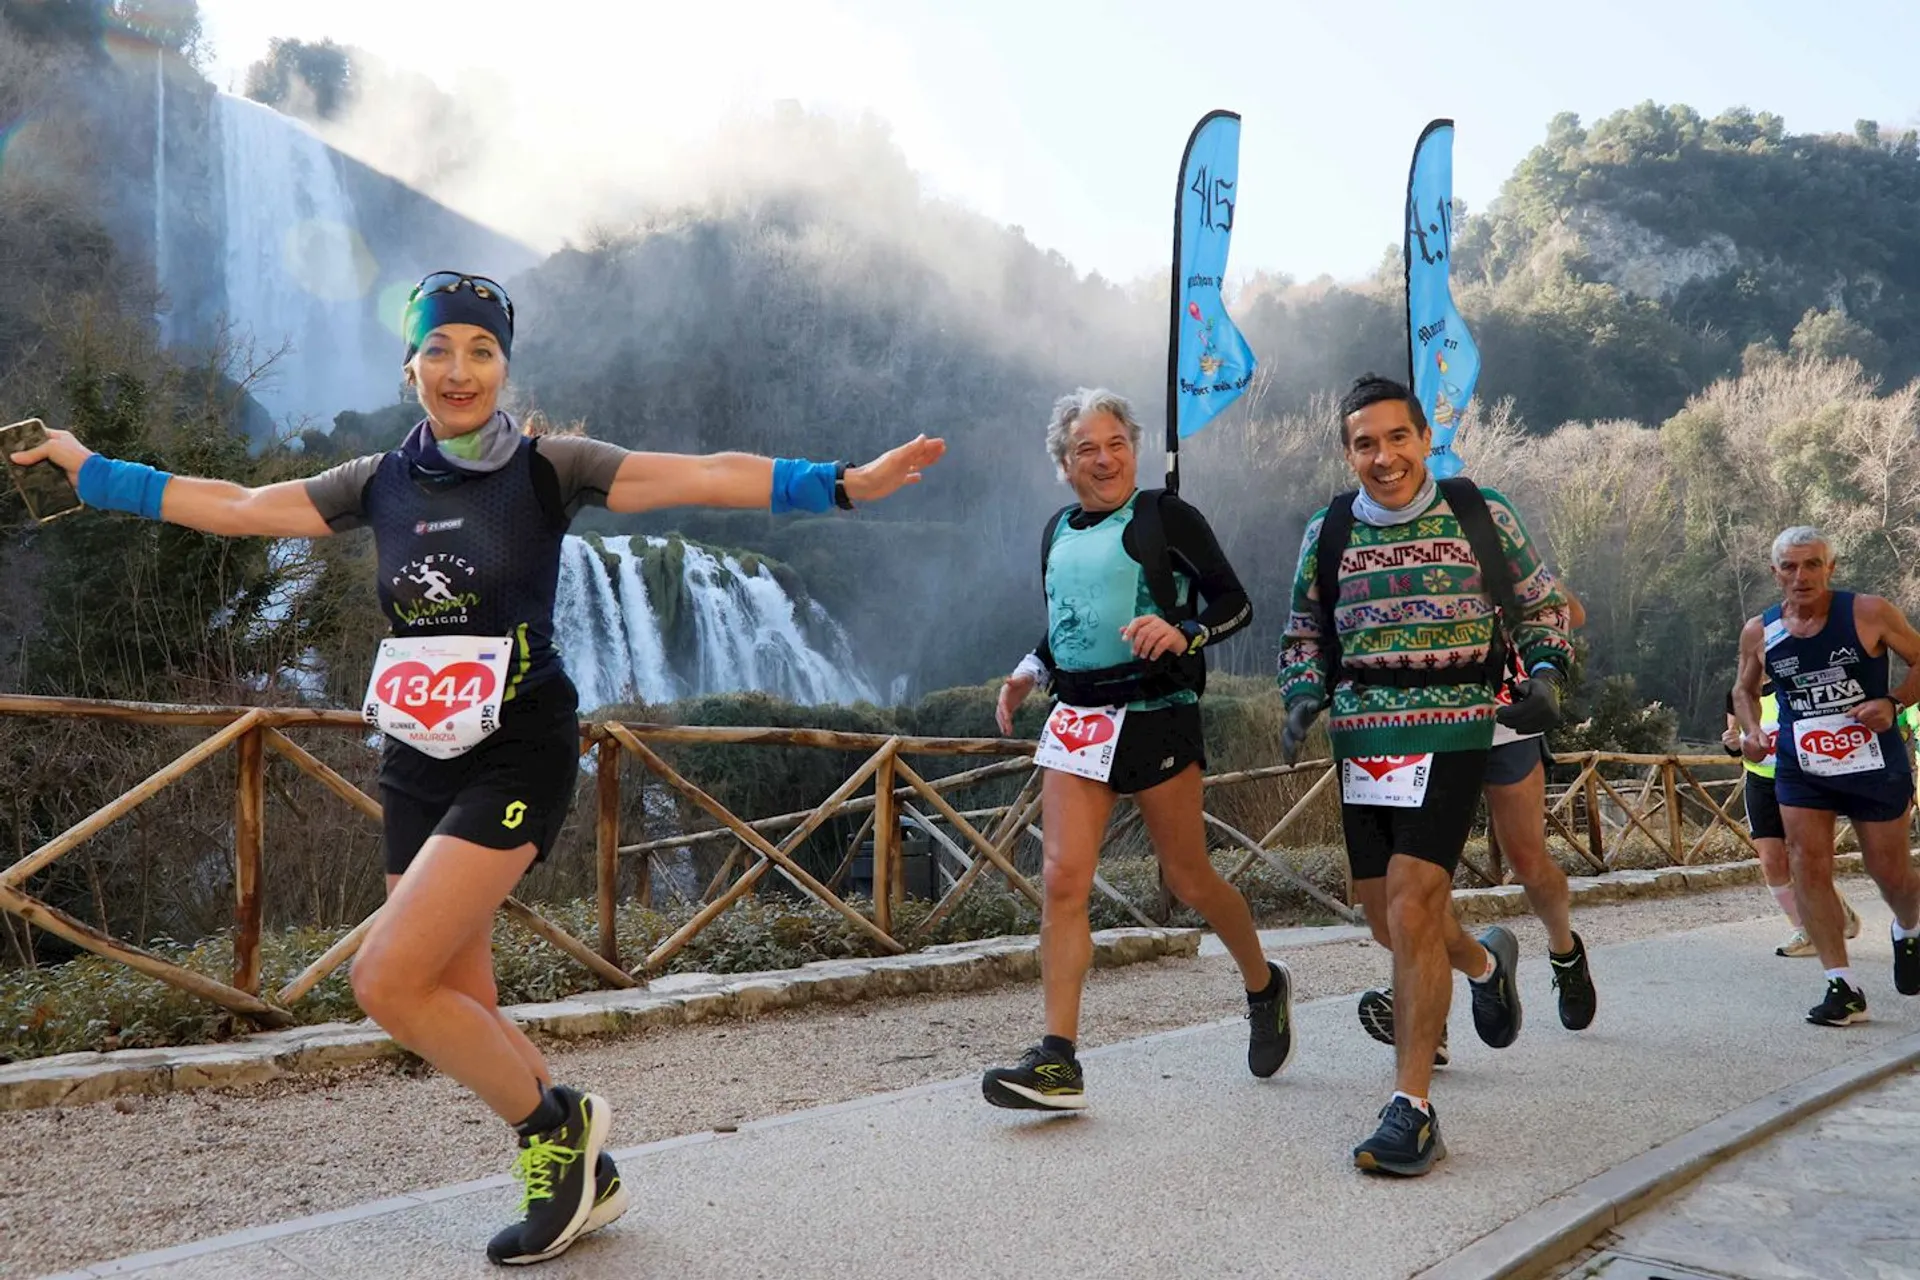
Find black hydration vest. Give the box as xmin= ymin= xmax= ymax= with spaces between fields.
xmin=365 ymin=438 xmax=570 ymax=699
xmin=1312 ymin=476 xmax=1518 ymax=690
xmin=1039 ymin=488 xmax=1207 ymax=706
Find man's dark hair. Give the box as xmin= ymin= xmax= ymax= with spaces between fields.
xmin=1337 ymin=374 xmax=1428 ymax=444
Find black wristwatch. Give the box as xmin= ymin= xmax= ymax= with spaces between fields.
xmin=832 ymin=461 xmax=854 ymax=510
xmin=1177 ymin=620 xmax=1209 ymax=653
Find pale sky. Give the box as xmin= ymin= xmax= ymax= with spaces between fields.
xmin=195 ymin=0 xmax=1919 ymax=284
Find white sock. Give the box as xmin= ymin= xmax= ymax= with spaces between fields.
xmin=1893 ymin=919 xmax=1920 ymax=941
xmin=1826 ymin=967 xmax=1859 ymax=990
xmin=1771 ymin=883 xmax=1802 ymax=927
xmin=1468 ymin=949 xmax=1497 ymax=983
xmin=1391 ymin=1090 xmax=1431 ymax=1114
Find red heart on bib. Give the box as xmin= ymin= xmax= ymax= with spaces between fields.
xmin=1804 ymin=724 xmax=1871 ymax=762
xmin=1349 ymin=755 xmax=1422 ymax=781
xmin=374 ymin=661 xmax=499 ymax=729
xmin=1050 ymin=707 xmax=1117 ymax=754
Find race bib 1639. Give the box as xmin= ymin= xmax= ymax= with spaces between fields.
xmin=1792 ymin=713 xmax=1884 ymax=778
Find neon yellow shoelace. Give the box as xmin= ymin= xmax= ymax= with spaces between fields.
xmin=512 ymin=1136 xmax=584 ymax=1213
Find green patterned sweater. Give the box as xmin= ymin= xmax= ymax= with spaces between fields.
xmin=1277 ymin=485 xmax=1573 ymax=758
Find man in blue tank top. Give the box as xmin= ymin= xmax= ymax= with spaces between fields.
xmin=1733 ymin=526 xmax=1920 ymax=1026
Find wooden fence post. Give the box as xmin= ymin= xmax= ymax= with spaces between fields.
xmin=873 ymin=745 xmax=898 ymax=933
xmin=1664 ymin=760 xmax=1683 ymax=865
xmin=1584 ymin=755 xmax=1604 ymax=867
xmin=596 ymin=735 xmax=621 ymax=966
xmin=232 ymin=723 xmax=265 ymax=995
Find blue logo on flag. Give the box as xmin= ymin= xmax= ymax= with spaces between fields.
xmin=1405 ymin=120 xmax=1479 ymax=479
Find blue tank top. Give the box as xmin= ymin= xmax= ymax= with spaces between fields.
xmin=365 ymin=438 xmax=567 ymax=701
xmin=1762 ymin=590 xmax=1910 ymax=794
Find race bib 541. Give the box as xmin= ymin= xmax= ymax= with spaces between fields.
xmin=1034 ymin=703 xmax=1127 ymax=783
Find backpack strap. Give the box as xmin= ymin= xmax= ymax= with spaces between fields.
xmin=1437 ymin=477 xmax=1519 ymax=680
xmin=1128 ymin=488 xmax=1191 ymax=622
xmin=1314 ymin=492 xmax=1359 ymax=684
xmin=1039 ymin=504 xmax=1072 ymax=597
xmin=527 ymin=439 xmax=568 ymax=534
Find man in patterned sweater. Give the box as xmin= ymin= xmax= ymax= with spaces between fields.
xmin=1279 ymin=374 xmax=1573 ymax=1176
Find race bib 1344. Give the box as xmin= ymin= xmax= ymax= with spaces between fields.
xmin=362 ymin=635 xmax=511 ymax=761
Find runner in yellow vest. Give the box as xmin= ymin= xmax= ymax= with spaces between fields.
xmin=1723 ymin=685 xmax=1861 ymax=955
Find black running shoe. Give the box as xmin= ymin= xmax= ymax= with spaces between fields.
xmin=1353 ymin=1096 xmax=1447 ymax=1177
xmin=580 ymin=1153 xmax=629 ymax=1238
xmin=1471 ymin=925 xmax=1524 ymax=1048
xmin=1247 ymin=961 xmax=1295 ymax=1078
xmin=1357 ymin=986 xmax=1395 ymax=1047
xmin=1807 ymin=977 xmax=1869 ymax=1027
xmin=982 ymin=1045 xmax=1086 ymax=1111
xmin=1551 ymin=933 xmax=1597 ymax=1031
xmin=1894 ymin=927 xmax=1920 ymax=997
xmin=1355 ymin=986 xmax=1448 ymax=1066
xmin=485 ymin=1085 xmax=611 ymax=1266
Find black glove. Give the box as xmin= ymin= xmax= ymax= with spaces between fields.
xmin=1496 ymin=669 xmax=1564 ymax=736
xmin=1281 ymin=694 xmax=1326 ymax=764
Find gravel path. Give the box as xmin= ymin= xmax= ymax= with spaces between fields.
xmin=0 ymin=879 xmax=1857 ymax=1277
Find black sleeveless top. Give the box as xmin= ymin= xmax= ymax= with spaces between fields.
xmin=364 ymin=439 xmax=567 ymax=700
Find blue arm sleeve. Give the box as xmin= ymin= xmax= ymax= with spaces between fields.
xmin=770 ymin=458 xmax=837 ymax=514
xmin=78 ymin=454 xmax=172 ymax=520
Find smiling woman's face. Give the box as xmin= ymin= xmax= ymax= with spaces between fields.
xmin=408 ymin=323 xmax=506 ymax=436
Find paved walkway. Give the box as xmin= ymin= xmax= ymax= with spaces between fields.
xmin=1581 ymin=1064 xmax=1920 ymax=1279
xmin=43 ymin=911 xmax=1920 ymax=1280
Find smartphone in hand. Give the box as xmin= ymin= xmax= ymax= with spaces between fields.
xmin=0 ymin=418 xmax=82 ymax=523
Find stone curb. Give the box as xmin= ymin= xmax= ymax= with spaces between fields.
xmin=0 ymin=926 xmax=1198 ymax=1113
xmin=1448 ymin=852 xmax=1871 ymax=926
xmin=1413 ymin=1027 xmax=1920 ymax=1280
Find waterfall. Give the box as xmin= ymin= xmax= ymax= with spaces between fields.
xmin=217 ymin=94 xmax=393 ymax=432
xmin=553 ymin=535 xmax=879 ymax=711
xmin=152 ymin=50 xmax=166 ymax=344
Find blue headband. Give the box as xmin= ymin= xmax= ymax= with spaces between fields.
xmin=403 ymin=288 xmax=513 ymax=362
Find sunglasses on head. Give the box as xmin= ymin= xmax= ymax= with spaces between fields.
xmin=409 ymin=271 xmax=514 ymax=322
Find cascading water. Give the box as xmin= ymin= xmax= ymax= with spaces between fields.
xmin=217 ymin=94 xmax=394 ymax=431
xmin=152 ymin=50 xmax=166 ymax=344
xmin=553 ymin=535 xmax=878 ymax=711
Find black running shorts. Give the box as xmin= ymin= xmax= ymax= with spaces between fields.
xmin=1105 ymin=701 xmax=1207 ymax=795
xmin=1340 ymin=748 xmax=1489 ymax=882
xmin=1744 ymin=772 xmax=1784 ymax=841
xmin=1483 ymin=735 xmax=1551 ymax=788
xmin=378 ymin=677 xmax=583 ymax=877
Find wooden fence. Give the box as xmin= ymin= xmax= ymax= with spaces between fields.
xmin=0 ymin=694 xmax=1758 ymax=1031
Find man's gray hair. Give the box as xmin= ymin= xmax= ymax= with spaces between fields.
xmin=1771 ymin=525 xmax=1832 ymax=567
xmin=1046 ymin=387 xmax=1144 ymax=482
